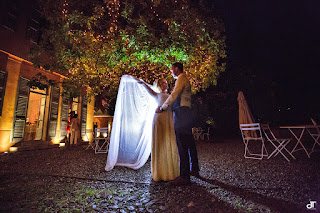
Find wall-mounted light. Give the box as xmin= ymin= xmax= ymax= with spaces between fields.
xmin=52 ymin=138 xmax=61 ymax=145
xmin=108 ymin=123 xmax=111 ymax=134
xmin=9 ymin=147 xmax=18 ymax=152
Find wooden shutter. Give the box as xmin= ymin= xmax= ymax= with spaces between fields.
xmin=48 ymin=86 xmax=60 ymax=139
xmin=0 ymin=70 xmax=8 ymax=116
xmin=59 ymin=95 xmax=69 ymax=140
xmin=81 ymin=96 xmax=87 ymax=138
xmin=12 ymin=77 xmax=30 ymax=142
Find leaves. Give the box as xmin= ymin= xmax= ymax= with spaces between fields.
xmin=31 ymin=0 xmax=226 ymax=112
xmin=27 ymin=73 xmax=56 ymax=90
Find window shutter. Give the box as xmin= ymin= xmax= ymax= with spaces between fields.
xmin=12 ymin=77 xmax=30 ymax=142
xmin=48 ymin=86 xmax=60 ymax=139
xmin=59 ymin=95 xmax=69 ymax=140
xmin=0 ymin=71 xmax=8 ymax=116
xmin=81 ymin=96 xmax=87 ymax=138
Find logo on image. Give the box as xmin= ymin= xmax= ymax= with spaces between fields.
xmin=306 ymin=201 xmax=317 ymax=210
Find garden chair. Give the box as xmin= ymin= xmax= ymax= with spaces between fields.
xmin=85 ymin=129 xmax=95 ymax=150
xmin=192 ymin=127 xmax=203 ymax=141
xmin=94 ymin=127 xmax=110 ymax=154
xmin=240 ymin=123 xmax=268 ymax=160
xmin=200 ymin=127 xmax=210 ymax=141
xmin=261 ymin=124 xmax=295 ymax=162
xmin=309 ymin=118 xmax=320 ymax=153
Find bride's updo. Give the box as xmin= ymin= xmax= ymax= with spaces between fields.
xmin=156 ymin=78 xmax=166 ymax=91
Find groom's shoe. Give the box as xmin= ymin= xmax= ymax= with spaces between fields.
xmin=169 ymin=176 xmax=190 ymax=186
xmin=190 ymin=170 xmax=201 ymax=178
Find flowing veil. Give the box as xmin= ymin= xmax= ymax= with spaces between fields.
xmin=105 ymin=75 xmax=158 ymax=171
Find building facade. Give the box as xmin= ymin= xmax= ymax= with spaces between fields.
xmin=0 ymin=0 xmax=95 ymax=152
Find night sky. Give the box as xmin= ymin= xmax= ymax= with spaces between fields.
xmin=211 ymin=0 xmax=320 ymax=123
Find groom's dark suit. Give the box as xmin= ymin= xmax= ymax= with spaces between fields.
xmin=161 ymin=73 xmax=199 ymax=178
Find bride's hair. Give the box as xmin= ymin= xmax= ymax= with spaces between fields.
xmin=156 ymin=78 xmax=166 ymax=91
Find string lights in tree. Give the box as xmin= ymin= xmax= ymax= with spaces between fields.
xmin=62 ymin=0 xmax=68 ymax=18
xmin=33 ymin=0 xmax=226 ymax=107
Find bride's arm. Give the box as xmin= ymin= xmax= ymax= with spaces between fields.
xmin=130 ymin=76 xmax=157 ymax=97
xmin=138 ymin=81 xmax=157 ymax=97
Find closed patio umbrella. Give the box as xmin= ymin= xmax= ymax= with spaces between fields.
xmin=238 ymin=91 xmax=255 ymax=125
xmin=238 ymin=91 xmax=256 ymax=137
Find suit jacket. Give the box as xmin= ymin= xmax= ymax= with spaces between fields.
xmin=161 ymin=73 xmax=192 ymax=110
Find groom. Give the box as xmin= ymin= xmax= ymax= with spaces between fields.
xmin=156 ymin=62 xmax=200 ymax=185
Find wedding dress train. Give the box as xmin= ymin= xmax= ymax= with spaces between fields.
xmin=105 ymin=75 xmax=179 ymax=181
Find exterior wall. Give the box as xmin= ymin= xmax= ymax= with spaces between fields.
xmin=0 ymin=53 xmax=21 ymax=151
xmin=42 ymin=86 xmax=51 ymax=141
xmin=0 ymin=0 xmax=50 ymax=151
xmin=0 ymin=51 xmax=61 ymax=151
xmin=0 ymin=0 xmax=39 ymax=60
xmin=86 ymin=95 xmax=95 ymax=142
xmin=0 ymin=51 xmax=95 ymax=152
xmin=53 ymin=83 xmax=63 ymax=143
xmin=0 ymin=0 xmax=94 ymax=151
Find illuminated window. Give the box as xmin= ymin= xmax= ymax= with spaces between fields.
xmin=0 ymin=71 xmax=8 ymax=117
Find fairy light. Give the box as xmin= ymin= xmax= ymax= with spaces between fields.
xmin=62 ymin=0 xmax=68 ymax=18
xmin=55 ymin=0 xmax=226 ymax=97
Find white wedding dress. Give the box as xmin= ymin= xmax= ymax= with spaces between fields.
xmin=105 ymin=75 xmax=179 ymax=181
xmin=151 ymin=92 xmax=179 ymax=181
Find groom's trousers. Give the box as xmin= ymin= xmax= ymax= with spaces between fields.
xmin=173 ymin=106 xmax=200 ymax=178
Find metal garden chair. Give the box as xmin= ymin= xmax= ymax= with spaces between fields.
xmin=94 ymin=127 xmax=109 ymax=154
xmin=240 ymin=123 xmax=268 ymax=160
xmin=261 ymin=124 xmax=295 ymax=162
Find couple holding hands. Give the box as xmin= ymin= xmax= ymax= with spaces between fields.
xmin=106 ymin=62 xmax=200 ymax=186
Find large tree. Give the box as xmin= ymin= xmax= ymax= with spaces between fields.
xmin=31 ymin=0 xmax=226 ymax=111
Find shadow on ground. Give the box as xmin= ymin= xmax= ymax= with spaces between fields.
xmin=0 ymin=137 xmax=319 ymax=212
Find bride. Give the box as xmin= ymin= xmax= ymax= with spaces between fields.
xmin=105 ymin=75 xmax=179 ymax=182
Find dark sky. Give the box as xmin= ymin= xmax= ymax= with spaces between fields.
xmin=215 ymin=0 xmax=320 ymax=71
xmin=209 ymin=0 xmax=320 ymax=121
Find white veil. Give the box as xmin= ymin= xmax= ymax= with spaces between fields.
xmin=105 ymin=75 xmax=158 ymax=171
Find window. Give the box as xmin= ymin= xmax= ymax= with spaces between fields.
xmin=72 ymin=97 xmax=79 ymax=114
xmin=0 ymin=71 xmax=8 ymax=116
xmin=26 ymin=5 xmax=41 ymax=43
xmin=2 ymin=0 xmax=20 ymax=31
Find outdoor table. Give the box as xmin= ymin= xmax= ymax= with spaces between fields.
xmin=280 ymin=125 xmax=320 ymax=158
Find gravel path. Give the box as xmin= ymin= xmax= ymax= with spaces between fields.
xmin=0 ymin=138 xmax=319 ymax=212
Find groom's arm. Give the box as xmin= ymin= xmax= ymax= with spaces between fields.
xmin=160 ymin=76 xmax=184 ymax=111
xmin=155 ymin=106 xmax=162 ymax=113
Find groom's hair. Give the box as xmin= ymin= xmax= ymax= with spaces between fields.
xmin=172 ymin=62 xmax=183 ymax=72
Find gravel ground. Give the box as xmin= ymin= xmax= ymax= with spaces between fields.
xmin=0 ymin=137 xmax=319 ymax=213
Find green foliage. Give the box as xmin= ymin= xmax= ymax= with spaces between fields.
xmin=61 ymin=78 xmax=81 ymax=99
xmin=27 ymin=73 xmax=56 ymax=90
xmin=31 ymin=0 xmax=226 ymax=110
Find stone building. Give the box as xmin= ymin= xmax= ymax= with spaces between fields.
xmin=0 ymin=0 xmax=95 ymax=152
